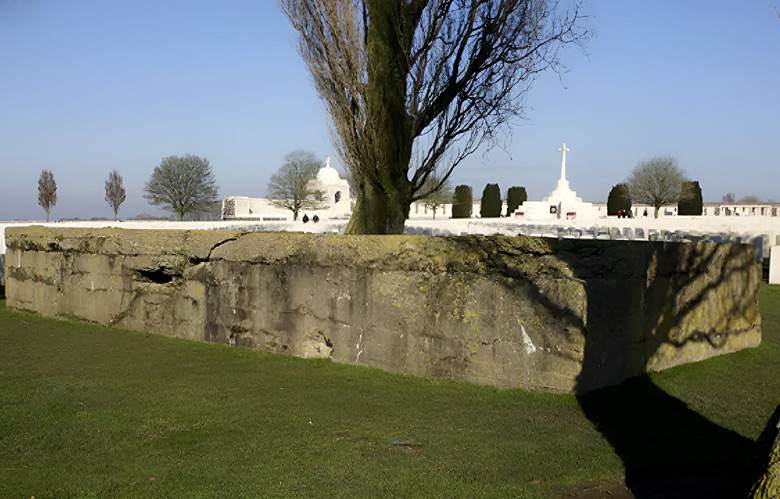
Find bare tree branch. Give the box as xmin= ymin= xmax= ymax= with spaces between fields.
xmin=280 ymin=0 xmax=589 ymax=233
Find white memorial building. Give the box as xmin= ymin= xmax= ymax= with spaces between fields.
xmin=222 ymin=157 xmax=352 ymax=221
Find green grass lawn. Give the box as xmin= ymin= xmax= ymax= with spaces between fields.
xmin=1 ymin=285 xmax=779 ymax=498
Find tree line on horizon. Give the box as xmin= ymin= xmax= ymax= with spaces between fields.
xmin=608 ymin=155 xmax=769 ymax=219
xmin=33 ymin=151 xmax=770 ymax=223
xmin=34 ymin=155 xmax=220 ymax=223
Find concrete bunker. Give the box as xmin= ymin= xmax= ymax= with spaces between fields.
xmin=3 ymin=226 xmax=762 ymax=393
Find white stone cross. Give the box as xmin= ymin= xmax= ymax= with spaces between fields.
xmin=558 ymin=143 xmax=570 ymax=181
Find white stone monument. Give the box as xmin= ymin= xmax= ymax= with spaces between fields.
xmin=222 ymin=155 xmax=352 ymax=220
xmin=515 ymin=143 xmax=600 ymax=221
xmin=307 ymin=156 xmax=351 ymax=218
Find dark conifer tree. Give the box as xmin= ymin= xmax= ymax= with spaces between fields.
xmin=506 ymin=186 xmax=528 ymax=216
xmin=607 ymin=183 xmax=632 ymax=216
xmin=678 ymin=181 xmax=703 ymax=216
xmin=452 ymin=185 xmax=473 ymax=219
xmin=480 ymin=184 xmax=502 ymax=218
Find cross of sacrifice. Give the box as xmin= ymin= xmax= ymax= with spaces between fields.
xmin=558 ymin=143 xmax=570 ymax=181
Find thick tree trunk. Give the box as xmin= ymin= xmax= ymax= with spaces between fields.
xmin=345 ymin=179 xmax=409 ymax=234
xmin=343 ymin=1 xmax=413 ymax=235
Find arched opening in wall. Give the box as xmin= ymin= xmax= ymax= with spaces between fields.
xmin=335 ymin=191 xmax=341 ymax=204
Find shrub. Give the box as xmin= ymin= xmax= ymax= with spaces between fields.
xmin=607 ymin=183 xmax=632 ymax=216
xmin=506 ymin=186 xmax=527 ymax=216
xmin=452 ymin=185 xmax=473 ymax=218
xmin=480 ymin=183 xmax=502 ymax=218
xmin=678 ymin=180 xmax=703 ymax=216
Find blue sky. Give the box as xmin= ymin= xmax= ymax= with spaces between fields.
xmin=1 ymin=1 xmax=779 ymax=220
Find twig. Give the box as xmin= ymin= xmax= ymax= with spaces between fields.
xmin=391 ymin=438 xmax=423 ymax=447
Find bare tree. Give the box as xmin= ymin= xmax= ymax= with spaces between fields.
xmin=143 ymin=154 xmax=219 ymax=221
xmin=37 ymin=169 xmax=57 ymax=222
xmin=281 ymin=0 xmax=588 ymax=234
xmin=626 ymin=155 xmax=687 ymax=218
xmin=267 ymin=150 xmax=326 ymax=221
xmin=105 ymin=170 xmax=126 ymax=221
xmin=722 ymin=192 xmax=736 ymax=203
xmin=419 ymin=175 xmax=453 ymax=219
xmin=739 ymin=195 xmax=762 ymax=203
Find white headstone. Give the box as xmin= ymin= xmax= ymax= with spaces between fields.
xmin=769 ymin=246 xmax=780 ymax=285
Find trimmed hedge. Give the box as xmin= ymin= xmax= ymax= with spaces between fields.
xmin=678 ymin=180 xmax=703 ymax=216
xmin=480 ymin=183 xmax=501 ymax=218
xmin=452 ymin=185 xmax=473 ymax=218
xmin=506 ymin=186 xmax=527 ymax=216
xmin=607 ymin=183 xmax=632 ymax=216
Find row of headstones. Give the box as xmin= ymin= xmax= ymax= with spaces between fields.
xmin=207 ymin=222 xmax=773 ymax=260
xmin=520 ymin=225 xmax=772 ymax=262
xmin=403 ymin=224 xmax=774 ymax=263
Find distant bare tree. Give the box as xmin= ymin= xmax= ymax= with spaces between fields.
xmin=722 ymin=192 xmax=736 ymax=203
xmin=739 ymin=195 xmax=762 ymax=203
xmin=626 ymin=155 xmax=687 ymax=218
xmin=419 ymin=175 xmax=453 ymax=220
xmin=281 ymin=0 xmax=589 ymax=234
xmin=267 ymin=150 xmax=326 ymax=221
xmin=37 ymin=169 xmax=57 ymax=222
xmin=104 ymin=170 xmax=126 ymax=221
xmin=143 ymin=154 xmax=219 ymax=221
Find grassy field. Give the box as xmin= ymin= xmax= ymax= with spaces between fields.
xmin=1 ymin=285 xmax=779 ymax=498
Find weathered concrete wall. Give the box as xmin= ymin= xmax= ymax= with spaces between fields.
xmin=4 ymin=227 xmax=762 ymax=393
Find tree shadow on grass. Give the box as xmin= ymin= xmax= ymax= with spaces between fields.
xmin=473 ymin=237 xmax=761 ymax=498
xmin=469 ymin=235 xmax=763 ymax=497
xmin=577 ymin=376 xmax=754 ymax=498
xmin=460 ymin=234 xmax=767 ymax=496
xmin=565 ymin=240 xmax=762 ymax=498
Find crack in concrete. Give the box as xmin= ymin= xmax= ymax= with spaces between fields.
xmin=108 ymin=291 xmax=142 ymax=327
xmin=189 ymin=233 xmax=245 ymax=265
